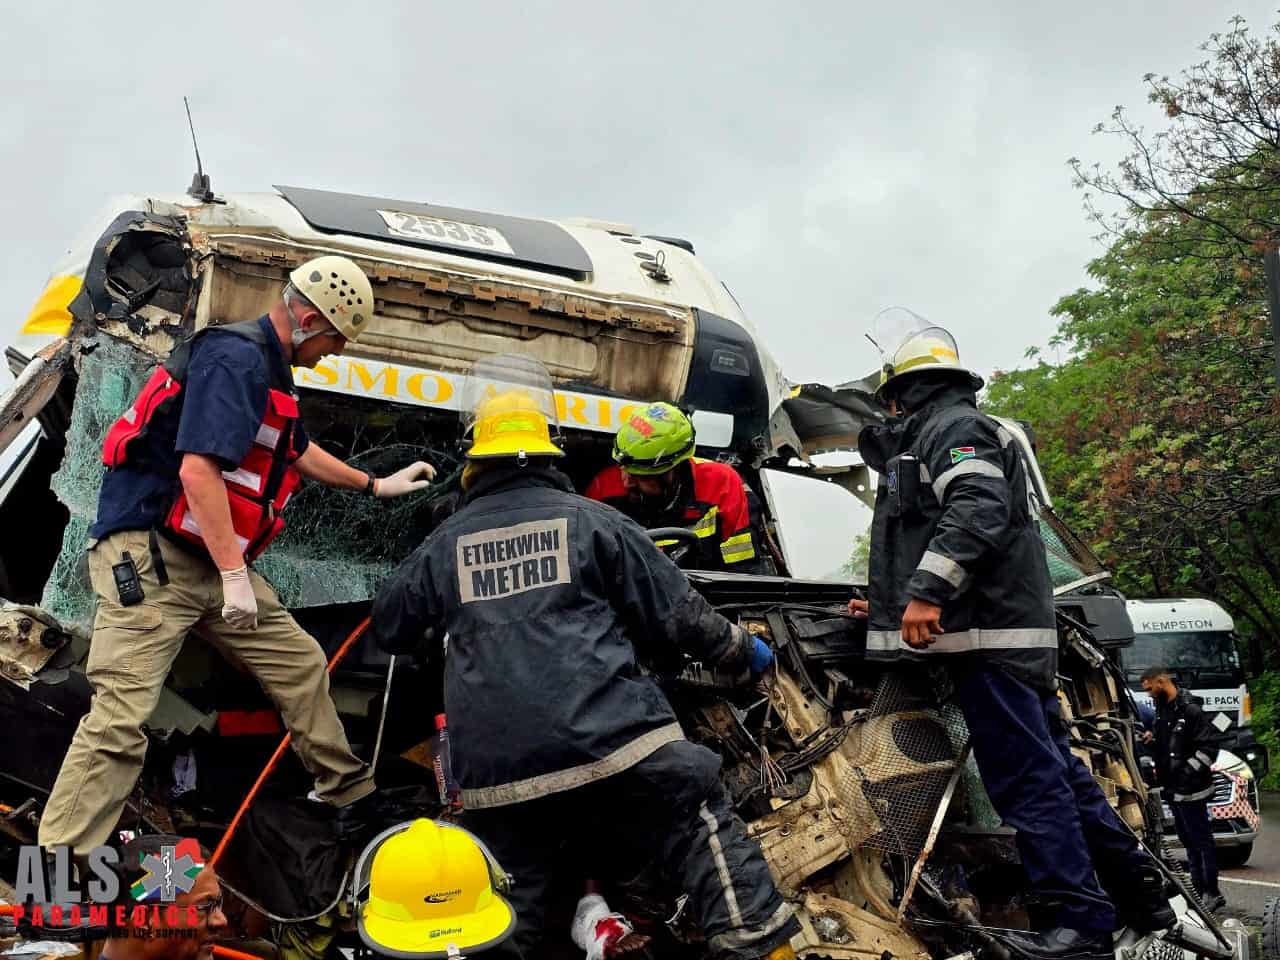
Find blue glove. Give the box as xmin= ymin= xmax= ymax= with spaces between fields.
xmin=749 ymin=636 xmax=774 ymax=675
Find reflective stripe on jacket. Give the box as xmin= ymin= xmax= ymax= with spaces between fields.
xmin=371 ymin=466 xmax=750 ymax=809
xmin=859 ymin=384 xmax=1058 ymax=693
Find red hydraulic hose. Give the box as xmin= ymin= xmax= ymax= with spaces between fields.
xmin=208 ymin=617 xmax=371 ymax=868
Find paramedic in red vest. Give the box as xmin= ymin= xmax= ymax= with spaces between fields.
xmin=39 ymin=256 xmax=435 ymax=855
xmin=585 ymin=403 xmax=764 ymax=572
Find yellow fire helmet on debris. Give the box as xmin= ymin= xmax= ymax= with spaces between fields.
xmin=871 ymin=307 xmax=984 ymax=402
xmin=461 ymin=354 xmax=565 ymax=460
xmin=288 ymin=255 xmax=375 ymax=341
xmin=357 ymin=819 xmax=517 ymax=959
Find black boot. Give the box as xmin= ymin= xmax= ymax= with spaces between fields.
xmin=1002 ymin=927 xmax=1114 ymax=960
xmin=1114 ymin=866 xmax=1177 ymax=933
xmin=335 ymin=790 xmax=382 ymax=845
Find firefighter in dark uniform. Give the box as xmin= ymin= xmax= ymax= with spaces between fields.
xmin=371 ymin=356 xmax=799 ymax=960
xmin=585 ymin=402 xmax=766 ymax=572
xmin=849 ymin=311 xmax=1173 ymax=957
xmin=1141 ymin=667 xmax=1225 ymax=911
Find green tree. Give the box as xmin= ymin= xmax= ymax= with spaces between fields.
xmin=841 ymin=528 xmax=872 ymax=582
xmin=987 ymin=14 xmax=1280 ymax=661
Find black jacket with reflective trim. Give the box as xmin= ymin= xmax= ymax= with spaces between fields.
xmin=859 ymin=384 xmax=1058 ymax=693
xmin=1152 ymin=688 xmax=1219 ymax=802
xmin=370 ymin=465 xmax=749 ymax=809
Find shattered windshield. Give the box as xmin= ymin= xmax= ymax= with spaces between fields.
xmin=42 ymin=335 xmax=466 ymax=629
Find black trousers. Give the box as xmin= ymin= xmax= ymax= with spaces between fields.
xmin=1171 ymin=800 xmax=1220 ymax=897
xmin=953 ymin=664 xmax=1155 ymax=934
xmin=462 ymin=740 xmax=798 ymax=960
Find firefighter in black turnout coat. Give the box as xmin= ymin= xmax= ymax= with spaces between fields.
xmin=371 ymin=356 xmax=799 ymax=960
xmin=849 ymin=311 xmax=1174 ymax=956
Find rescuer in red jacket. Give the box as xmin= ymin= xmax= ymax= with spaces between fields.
xmin=585 ymin=402 xmax=765 ymax=573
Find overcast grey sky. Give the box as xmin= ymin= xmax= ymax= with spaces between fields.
xmin=1 ymin=0 xmax=1267 ymax=576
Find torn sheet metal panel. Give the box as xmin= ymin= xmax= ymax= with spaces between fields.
xmin=199 ymin=236 xmax=694 ymax=399
xmin=0 ymin=338 xmax=71 ymax=457
xmin=67 ymin=210 xmax=195 ymax=360
xmin=779 ymin=382 xmax=883 ymax=460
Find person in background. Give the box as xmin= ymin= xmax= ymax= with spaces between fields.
xmin=1141 ymin=666 xmax=1226 ymax=912
xmin=102 ymin=835 xmax=228 ymax=960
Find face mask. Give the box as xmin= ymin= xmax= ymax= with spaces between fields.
xmin=291 ymin=326 xmax=332 ymax=348
xmin=284 ymin=290 xmax=340 ymax=349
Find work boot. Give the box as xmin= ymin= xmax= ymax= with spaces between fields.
xmin=335 ymin=790 xmax=381 ymax=845
xmin=1002 ymin=927 xmax=1113 ymax=960
xmin=1114 ymin=867 xmax=1177 ymax=933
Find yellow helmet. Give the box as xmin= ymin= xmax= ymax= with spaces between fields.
xmin=357 ymin=820 xmax=516 ymax=958
xmin=288 ymin=255 xmax=375 ymax=341
xmin=871 ymin=308 xmax=983 ymax=402
xmin=461 ymin=354 xmax=564 ymax=460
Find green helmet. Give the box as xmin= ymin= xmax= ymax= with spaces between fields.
xmin=612 ymin=402 xmax=696 ymax=476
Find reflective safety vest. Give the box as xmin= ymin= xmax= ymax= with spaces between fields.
xmin=584 ymin=459 xmax=759 ymax=571
xmin=101 ymin=320 xmax=303 ymax=563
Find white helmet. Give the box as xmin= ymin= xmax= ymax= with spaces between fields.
xmin=288 ymin=255 xmax=374 ymax=341
xmin=871 ymin=307 xmax=983 ymax=402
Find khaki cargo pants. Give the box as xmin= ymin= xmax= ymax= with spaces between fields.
xmin=39 ymin=529 xmax=375 ymax=854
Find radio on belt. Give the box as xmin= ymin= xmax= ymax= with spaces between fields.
xmin=112 ymin=551 xmax=146 ymax=606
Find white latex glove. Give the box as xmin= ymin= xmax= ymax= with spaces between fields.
xmin=570 ymin=894 xmax=633 ymax=960
xmin=374 ymin=461 xmax=436 ymax=498
xmin=220 ymin=565 xmax=258 ymax=630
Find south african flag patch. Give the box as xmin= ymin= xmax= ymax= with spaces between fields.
xmin=950 ymin=446 xmax=976 ymax=464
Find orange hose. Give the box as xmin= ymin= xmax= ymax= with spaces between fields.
xmin=212 ymin=946 xmax=272 ymax=960
xmin=208 ymin=617 xmax=371 ymax=868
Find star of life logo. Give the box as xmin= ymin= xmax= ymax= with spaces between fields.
xmin=130 ymin=838 xmax=203 ymax=902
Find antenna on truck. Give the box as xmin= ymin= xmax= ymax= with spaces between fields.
xmin=184 ymin=96 xmax=216 ymax=203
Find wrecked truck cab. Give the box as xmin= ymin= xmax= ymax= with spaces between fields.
xmin=0 ymin=185 xmax=872 ymax=813
xmin=2 ymin=187 xmax=875 ymax=607
xmin=0 ymin=189 xmax=1229 ymax=960
xmin=0 ymin=188 xmax=813 ymax=612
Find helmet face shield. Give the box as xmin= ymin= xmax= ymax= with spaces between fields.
xmin=461 ymin=354 xmax=564 ymax=459
xmin=871 ymin=306 xmax=932 ymax=362
xmin=869 ymin=309 xmax=982 ymax=402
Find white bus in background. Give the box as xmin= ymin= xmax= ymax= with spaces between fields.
xmin=1124 ymin=597 xmax=1263 ymax=867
